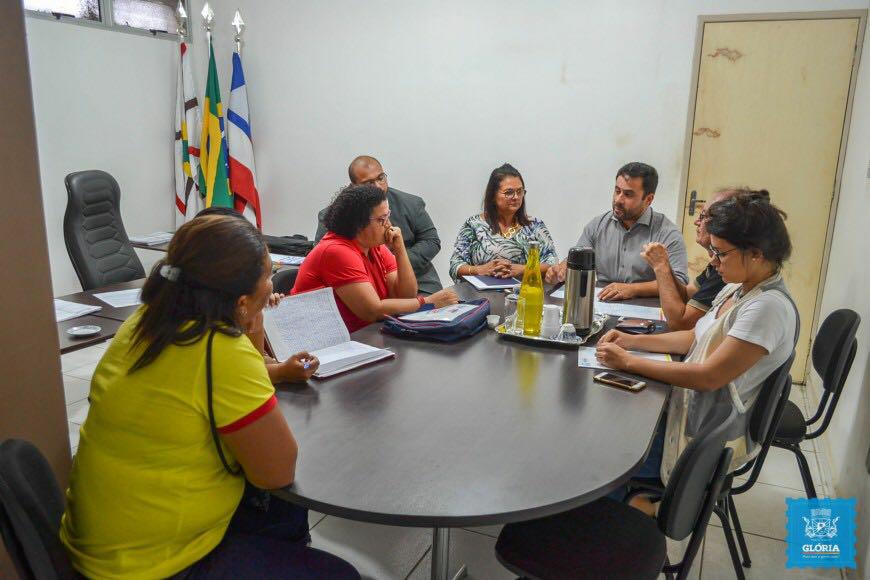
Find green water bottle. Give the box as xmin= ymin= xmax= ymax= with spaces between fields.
xmin=519 ymin=241 xmax=544 ymax=336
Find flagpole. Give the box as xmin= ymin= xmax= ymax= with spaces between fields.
xmin=232 ymin=10 xmax=245 ymax=56
xmin=201 ymin=2 xmax=214 ymax=46
xmin=176 ymin=1 xmax=187 ymax=41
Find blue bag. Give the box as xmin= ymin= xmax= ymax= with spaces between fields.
xmin=380 ymin=299 xmax=491 ymax=343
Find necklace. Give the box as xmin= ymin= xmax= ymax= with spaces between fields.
xmin=501 ymin=222 xmax=520 ymax=238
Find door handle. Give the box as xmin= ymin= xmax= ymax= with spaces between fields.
xmin=688 ymin=190 xmax=698 ymax=216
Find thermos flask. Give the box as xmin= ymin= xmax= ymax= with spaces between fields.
xmin=561 ymin=247 xmax=596 ymax=336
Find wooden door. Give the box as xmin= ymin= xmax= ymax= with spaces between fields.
xmin=682 ymin=16 xmax=861 ymax=381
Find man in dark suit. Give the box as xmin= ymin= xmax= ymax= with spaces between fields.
xmin=316 ymin=156 xmax=443 ymax=294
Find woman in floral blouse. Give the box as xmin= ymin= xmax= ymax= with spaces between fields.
xmin=449 ymin=163 xmax=558 ymax=281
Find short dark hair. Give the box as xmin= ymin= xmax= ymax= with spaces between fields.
xmin=132 ymin=215 xmax=267 ymax=371
xmin=196 ymin=205 xmax=244 ymax=219
xmin=348 ymin=155 xmax=381 ymax=183
xmin=706 ymin=190 xmax=791 ymax=268
xmin=483 ymin=163 xmax=530 ymax=234
xmin=616 ymin=162 xmax=658 ymax=196
xmin=323 ymin=184 xmax=387 ymax=238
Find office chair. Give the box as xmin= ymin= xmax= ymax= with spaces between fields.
xmin=495 ymin=404 xmax=736 ymax=580
xmin=0 ymin=439 xmax=80 ymax=579
xmin=64 ymin=170 xmax=145 ymax=291
xmin=773 ymin=309 xmax=860 ymax=498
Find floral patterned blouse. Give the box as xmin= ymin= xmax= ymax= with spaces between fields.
xmin=449 ymin=214 xmax=559 ymax=281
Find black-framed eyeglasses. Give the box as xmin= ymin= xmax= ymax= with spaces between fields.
xmin=361 ymin=172 xmax=388 ymax=186
xmin=698 ymin=210 xmax=708 ymax=221
xmin=499 ymin=188 xmax=526 ymax=199
xmin=709 ymin=244 xmax=739 ymax=260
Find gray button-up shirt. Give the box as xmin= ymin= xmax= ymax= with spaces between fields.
xmin=576 ymin=207 xmax=688 ymax=284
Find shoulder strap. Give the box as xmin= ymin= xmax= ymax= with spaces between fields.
xmin=206 ymin=328 xmax=242 ymax=477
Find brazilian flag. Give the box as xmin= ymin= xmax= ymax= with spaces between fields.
xmin=199 ymin=40 xmax=232 ymax=208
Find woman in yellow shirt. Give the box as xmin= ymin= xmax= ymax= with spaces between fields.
xmin=60 ymin=215 xmax=359 ymax=579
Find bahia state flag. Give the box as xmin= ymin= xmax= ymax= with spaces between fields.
xmin=174 ymin=41 xmax=203 ymax=227
xmin=198 ymin=40 xmax=233 ymax=208
xmin=227 ymin=50 xmax=262 ymax=229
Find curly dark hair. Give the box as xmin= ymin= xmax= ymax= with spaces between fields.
xmin=483 ymin=163 xmax=530 ymax=234
xmin=706 ymin=189 xmax=791 ymax=268
xmin=323 ymin=184 xmax=387 ymax=238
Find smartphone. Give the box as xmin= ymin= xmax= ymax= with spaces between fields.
xmin=594 ymin=372 xmax=647 ymax=392
xmin=615 ymin=318 xmax=656 ymax=334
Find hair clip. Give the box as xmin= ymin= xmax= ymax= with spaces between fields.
xmin=159 ymin=264 xmax=182 ymax=282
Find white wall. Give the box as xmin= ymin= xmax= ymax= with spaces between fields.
xmin=192 ymin=0 xmax=868 ymax=286
xmin=813 ymin=17 xmax=870 ymax=578
xmin=25 ymin=16 xmax=177 ymax=295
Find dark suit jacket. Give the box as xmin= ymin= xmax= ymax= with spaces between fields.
xmin=316 ymin=187 xmax=443 ymax=294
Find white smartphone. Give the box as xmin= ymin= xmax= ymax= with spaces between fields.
xmin=593 ymin=372 xmax=647 ymax=392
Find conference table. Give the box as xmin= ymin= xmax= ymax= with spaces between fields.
xmin=273 ymin=281 xmax=670 ymax=580
xmin=56 ymin=279 xmax=145 ymax=354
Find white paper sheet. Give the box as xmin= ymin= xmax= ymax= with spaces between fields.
xmin=269 ymin=253 xmax=305 ymax=266
xmin=577 ymin=346 xmax=671 ymax=370
xmin=262 ymin=287 xmax=350 ymax=362
xmin=552 ymin=286 xmax=662 ymax=320
xmin=54 ymin=299 xmax=101 ymax=322
xmin=92 ymin=289 xmax=143 ymax=308
xmin=398 ymin=303 xmax=476 ymax=322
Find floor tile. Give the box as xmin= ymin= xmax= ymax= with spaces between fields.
xmin=407 ymin=528 xmax=514 ymax=580
xmin=309 ymin=517 xmax=430 ymax=580
xmin=309 ymin=511 xmax=326 ymax=529
xmin=736 ymin=446 xmax=821 ymax=493
xmin=61 ymin=345 xmax=104 ymax=372
xmin=67 ymin=400 xmax=90 ymax=425
xmin=461 ymin=524 xmax=502 ymax=539
xmin=713 ymin=482 xmax=801 ymax=540
xmin=701 ymin=528 xmax=842 ymax=579
xmin=63 ymin=374 xmax=91 ymax=405
xmin=663 ymin=535 xmax=703 ymax=580
xmin=65 ymin=361 xmax=98 ymax=382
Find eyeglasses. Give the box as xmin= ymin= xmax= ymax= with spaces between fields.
xmin=697 ymin=210 xmax=708 ymax=221
xmin=361 ymin=172 xmax=388 ymax=186
xmin=370 ymin=210 xmax=391 ymax=226
xmin=708 ymin=244 xmax=739 ymax=260
xmin=499 ymin=188 xmax=526 ymax=199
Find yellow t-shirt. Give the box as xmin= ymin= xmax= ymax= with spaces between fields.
xmin=60 ymin=309 xmax=276 ymax=579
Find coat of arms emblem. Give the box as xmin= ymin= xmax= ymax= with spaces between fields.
xmin=803 ymin=508 xmax=839 ymax=539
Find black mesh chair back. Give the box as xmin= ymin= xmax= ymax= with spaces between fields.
xmin=272 ymin=268 xmax=300 ymax=295
xmin=0 ymin=439 xmax=79 ymax=579
xmin=658 ymin=403 xmax=736 ymax=541
xmin=64 ymin=170 xmax=145 ymax=290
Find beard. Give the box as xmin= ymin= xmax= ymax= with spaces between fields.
xmin=613 ymin=203 xmax=644 ymax=222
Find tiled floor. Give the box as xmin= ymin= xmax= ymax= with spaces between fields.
xmin=62 ymin=345 xmax=847 ymax=579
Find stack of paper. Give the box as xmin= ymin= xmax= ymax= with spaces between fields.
xmin=93 ymin=289 xmax=142 ymax=308
xmin=54 ymin=299 xmax=101 ymax=322
xmin=550 ymin=286 xmax=663 ymax=321
xmin=398 ymin=303 xmax=476 ymax=322
xmin=462 ymin=275 xmax=520 ymax=291
xmin=262 ymin=287 xmax=394 ymax=378
xmin=269 ymin=253 xmax=305 ymax=266
xmin=129 ymin=232 xmax=174 ymax=246
xmin=577 ymin=346 xmax=671 ymax=370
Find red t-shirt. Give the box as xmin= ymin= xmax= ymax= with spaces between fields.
xmin=291 ymin=232 xmax=399 ymax=332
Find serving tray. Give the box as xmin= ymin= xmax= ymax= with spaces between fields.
xmin=495 ymin=314 xmax=607 ymax=349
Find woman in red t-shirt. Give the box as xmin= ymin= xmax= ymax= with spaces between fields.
xmin=293 ymin=185 xmax=458 ymax=332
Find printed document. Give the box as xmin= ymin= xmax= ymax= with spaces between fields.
xmin=578 ymin=346 xmax=671 ymax=371
xmin=462 ymin=275 xmax=520 ymax=290
xmin=551 ymin=286 xmax=663 ymax=320
xmin=54 ymin=299 xmax=101 ymax=322
xmin=93 ymin=289 xmax=143 ymax=308
xmin=398 ymin=303 xmax=476 ymax=322
xmin=129 ymin=232 xmax=173 ymax=246
xmin=262 ymin=287 xmax=393 ymax=378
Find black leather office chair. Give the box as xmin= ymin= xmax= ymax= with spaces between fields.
xmin=773 ymin=309 xmax=860 ymax=498
xmin=272 ymin=268 xmax=300 ymax=295
xmin=0 ymin=439 xmax=80 ymax=579
xmin=495 ymin=404 xmax=736 ymax=580
xmin=64 ymin=170 xmax=145 ymax=291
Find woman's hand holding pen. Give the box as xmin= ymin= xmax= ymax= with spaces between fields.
xmin=278 ymin=352 xmax=319 ymax=382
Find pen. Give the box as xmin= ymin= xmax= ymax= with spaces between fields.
xmin=301 ymin=358 xmax=311 ymax=370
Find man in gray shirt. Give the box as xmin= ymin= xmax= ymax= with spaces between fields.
xmin=546 ymin=162 xmax=687 ymax=301
xmin=316 ymin=156 xmax=443 ymax=294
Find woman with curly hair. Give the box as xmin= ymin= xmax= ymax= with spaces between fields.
xmin=293 ymin=184 xmax=458 ymax=332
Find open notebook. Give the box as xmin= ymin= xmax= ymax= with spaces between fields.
xmin=262 ymin=287 xmax=394 ymax=378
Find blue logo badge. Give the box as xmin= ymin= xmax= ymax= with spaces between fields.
xmin=786 ymin=498 xmax=856 ymax=568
